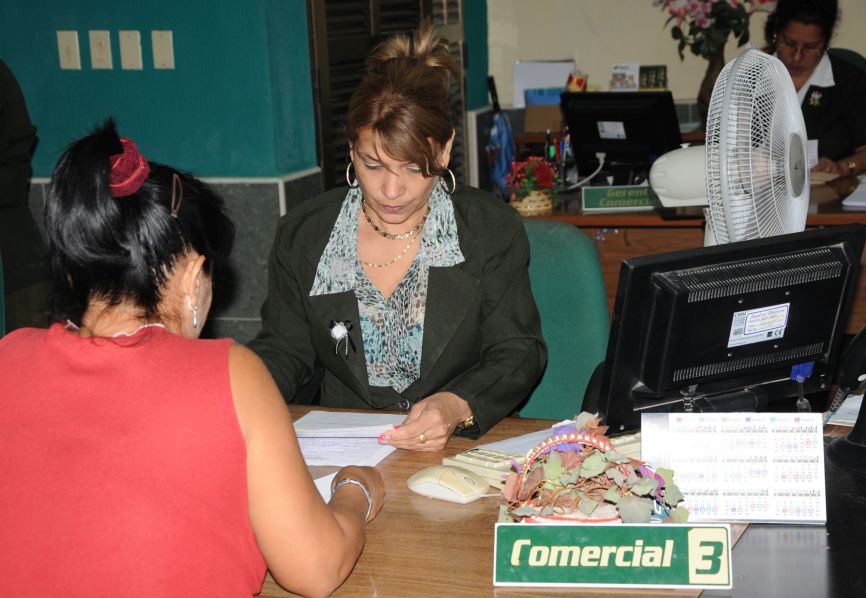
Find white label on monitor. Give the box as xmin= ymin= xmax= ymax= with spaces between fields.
xmin=727 ymin=303 xmax=789 ymax=348
xmin=597 ymin=121 xmax=626 ymax=140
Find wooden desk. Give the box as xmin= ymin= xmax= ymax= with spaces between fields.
xmin=534 ymin=181 xmax=866 ymax=335
xmin=260 ymin=407 xmax=741 ymax=598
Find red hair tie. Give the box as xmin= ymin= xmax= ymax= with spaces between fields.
xmin=109 ymin=137 xmax=150 ymax=197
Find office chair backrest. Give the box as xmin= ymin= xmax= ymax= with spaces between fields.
xmin=828 ymin=48 xmax=866 ymax=77
xmin=0 ymin=250 xmax=5 ymax=337
xmin=519 ymin=219 xmax=609 ymax=420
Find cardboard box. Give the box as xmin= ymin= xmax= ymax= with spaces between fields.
xmin=524 ymin=104 xmax=563 ymax=133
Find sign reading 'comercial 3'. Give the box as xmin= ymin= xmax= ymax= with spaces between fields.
xmin=493 ymin=523 xmax=732 ymax=589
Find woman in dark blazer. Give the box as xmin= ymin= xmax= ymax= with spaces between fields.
xmin=249 ymin=24 xmax=546 ymax=451
xmin=765 ymin=0 xmax=866 ymax=176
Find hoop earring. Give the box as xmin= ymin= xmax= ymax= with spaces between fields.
xmin=346 ymin=162 xmax=359 ymax=188
xmin=441 ymin=167 xmax=456 ymax=196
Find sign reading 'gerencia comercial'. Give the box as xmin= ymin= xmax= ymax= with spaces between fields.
xmin=493 ymin=523 xmax=731 ymax=590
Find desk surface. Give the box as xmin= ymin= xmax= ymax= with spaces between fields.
xmin=260 ymin=412 xmax=866 ymax=598
xmin=536 ymin=177 xmax=866 ymax=229
xmin=260 ymin=407 xmax=746 ymax=598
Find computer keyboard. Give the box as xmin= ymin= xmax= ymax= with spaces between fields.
xmin=608 ymin=431 xmax=642 ymax=460
xmin=443 ymin=433 xmax=642 ymax=489
xmin=441 ymin=448 xmax=525 ymax=488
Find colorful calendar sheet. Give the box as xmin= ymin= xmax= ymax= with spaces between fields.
xmin=641 ymin=413 xmax=826 ymax=524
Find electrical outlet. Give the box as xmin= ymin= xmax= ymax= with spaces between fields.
xmin=151 ymin=30 xmax=174 ymax=69
xmin=119 ymin=30 xmax=143 ymax=70
xmin=56 ymin=31 xmax=81 ymax=70
xmin=89 ymin=30 xmax=113 ymax=69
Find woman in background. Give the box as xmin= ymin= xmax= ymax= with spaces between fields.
xmin=765 ymin=0 xmax=866 ymax=175
xmin=0 ymin=121 xmax=384 ymax=597
xmin=249 ymin=24 xmax=546 ymax=451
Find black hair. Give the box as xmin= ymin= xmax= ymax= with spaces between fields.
xmin=45 ymin=119 xmax=234 ymax=324
xmin=765 ymin=0 xmax=838 ymax=49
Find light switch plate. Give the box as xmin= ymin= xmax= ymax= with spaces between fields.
xmin=89 ymin=30 xmax=113 ymax=69
xmin=119 ymin=30 xmax=143 ymax=70
xmin=151 ymin=30 xmax=175 ymax=69
xmin=57 ymin=30 xmax=81 ymax=70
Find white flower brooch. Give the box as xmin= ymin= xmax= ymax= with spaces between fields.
xmin=329 ymin=320 xmax=355 ymax=357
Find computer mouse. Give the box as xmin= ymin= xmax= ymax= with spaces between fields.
xmin=406 ymin=465 xmax=491 ymax=504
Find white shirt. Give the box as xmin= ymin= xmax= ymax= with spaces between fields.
xmin=794 ymin=52 xmax=835 ymax=105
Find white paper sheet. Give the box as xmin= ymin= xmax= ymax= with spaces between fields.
xmin=477 ymin=419 xmax=574 ymax=455
xmin=314 ymin=472 xmax=337 ymax=501
xmin=828 ymin=393 xmax=863 ymax=425
xmin=298 ymin=436 xmax=396 ymax=467
xmin=841 ymin=179 xmax=866 ymax=209
xmin=293 ymin=410 xmax=405 ymax=437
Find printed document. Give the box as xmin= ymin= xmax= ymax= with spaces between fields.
xmin=294 ymin=410 xmax=405 ymax=466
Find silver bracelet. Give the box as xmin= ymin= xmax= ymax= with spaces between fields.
xmin=331 ymin=478 xmax=373 ymax=521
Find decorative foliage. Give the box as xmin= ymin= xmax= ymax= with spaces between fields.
xmin=501 ymin=414 xmax=688 ymax=524
xmin=506 ymin=156 xmax=560 ymax=203
xmin=654 ymin=0 xmax=777 ymax=60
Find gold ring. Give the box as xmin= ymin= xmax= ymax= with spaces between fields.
xmin=418 ymin=433 xmax=427 ymax=444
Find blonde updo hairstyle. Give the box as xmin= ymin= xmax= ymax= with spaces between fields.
xmin=346 ymin=23 xmax=458 ymax=177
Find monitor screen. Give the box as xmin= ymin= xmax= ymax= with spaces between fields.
xmin=560 ymin=91 xmax=682 ymax=184
xmin=596 ymin=224 xmax=866 ymax=433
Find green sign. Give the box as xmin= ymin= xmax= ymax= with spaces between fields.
xmin=494 ymin=523 xmax=731 ymax=589
xmin=582 ymin=185 xmax=660 ymax=212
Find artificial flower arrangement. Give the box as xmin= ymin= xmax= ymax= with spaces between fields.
xmin=506 ymin=156 xmax=561 ymax=204
xmin=654 ymin=0 xmax=777 ymax=60
xmin=500 ymin=413 xmax=688 ymax=524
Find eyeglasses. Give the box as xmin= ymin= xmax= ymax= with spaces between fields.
xmin=777 ymin=36 xmax=824 ymax=56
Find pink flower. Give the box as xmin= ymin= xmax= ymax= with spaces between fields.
xmin=656 ymin=0 xmax=760 ymax=60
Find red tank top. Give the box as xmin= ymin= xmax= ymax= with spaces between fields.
xmin=0 ymin=323 xmax=266 ymax=596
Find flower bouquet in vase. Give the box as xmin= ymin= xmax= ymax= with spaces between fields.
xmin=506 ymin=156 xmax=560 ymax=217
xmin=500 ymin=413 xmax=688 ymax=524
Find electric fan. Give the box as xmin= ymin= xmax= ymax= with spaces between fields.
xmin=649 ymin=48 xmax=810 ymax=244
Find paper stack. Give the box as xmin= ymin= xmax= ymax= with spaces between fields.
xmin=294 ymin=410 xmax=404 ymax=467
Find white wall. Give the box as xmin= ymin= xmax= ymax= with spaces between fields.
xmin=488 ymin=0 xmax=866 ymax=105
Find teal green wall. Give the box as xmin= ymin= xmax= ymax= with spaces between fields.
xmin=464 ymin=0 xmax=489 ymax=110
xmin=1 ymin=0 xmax=317 ymax=178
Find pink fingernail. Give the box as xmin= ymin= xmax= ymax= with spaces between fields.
xmin=378 ymin=434 xmax=386 ymax=444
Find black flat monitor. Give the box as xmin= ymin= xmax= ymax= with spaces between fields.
xmin=560 ymin=91 xmax=682 ymax=185
xmin=596 ymin=224 xmax=866 ymax=433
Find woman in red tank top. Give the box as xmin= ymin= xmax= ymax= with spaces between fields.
xmin=0 ymin=121 xmax=385 ymax=597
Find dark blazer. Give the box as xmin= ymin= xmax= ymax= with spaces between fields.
xmin=249 ymin=184 xmax=547 ymax=435
xmin=801 ymin=54 xmax=866 ymax=161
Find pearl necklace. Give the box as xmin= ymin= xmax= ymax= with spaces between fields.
xmin=359 ymin=234 xmax=419 ymax=269
xmin=361 ymin=197 xmax=429 ymax=240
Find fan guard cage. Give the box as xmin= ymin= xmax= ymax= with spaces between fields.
xmin=705 ymin=49 xmax=809 ymax=243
